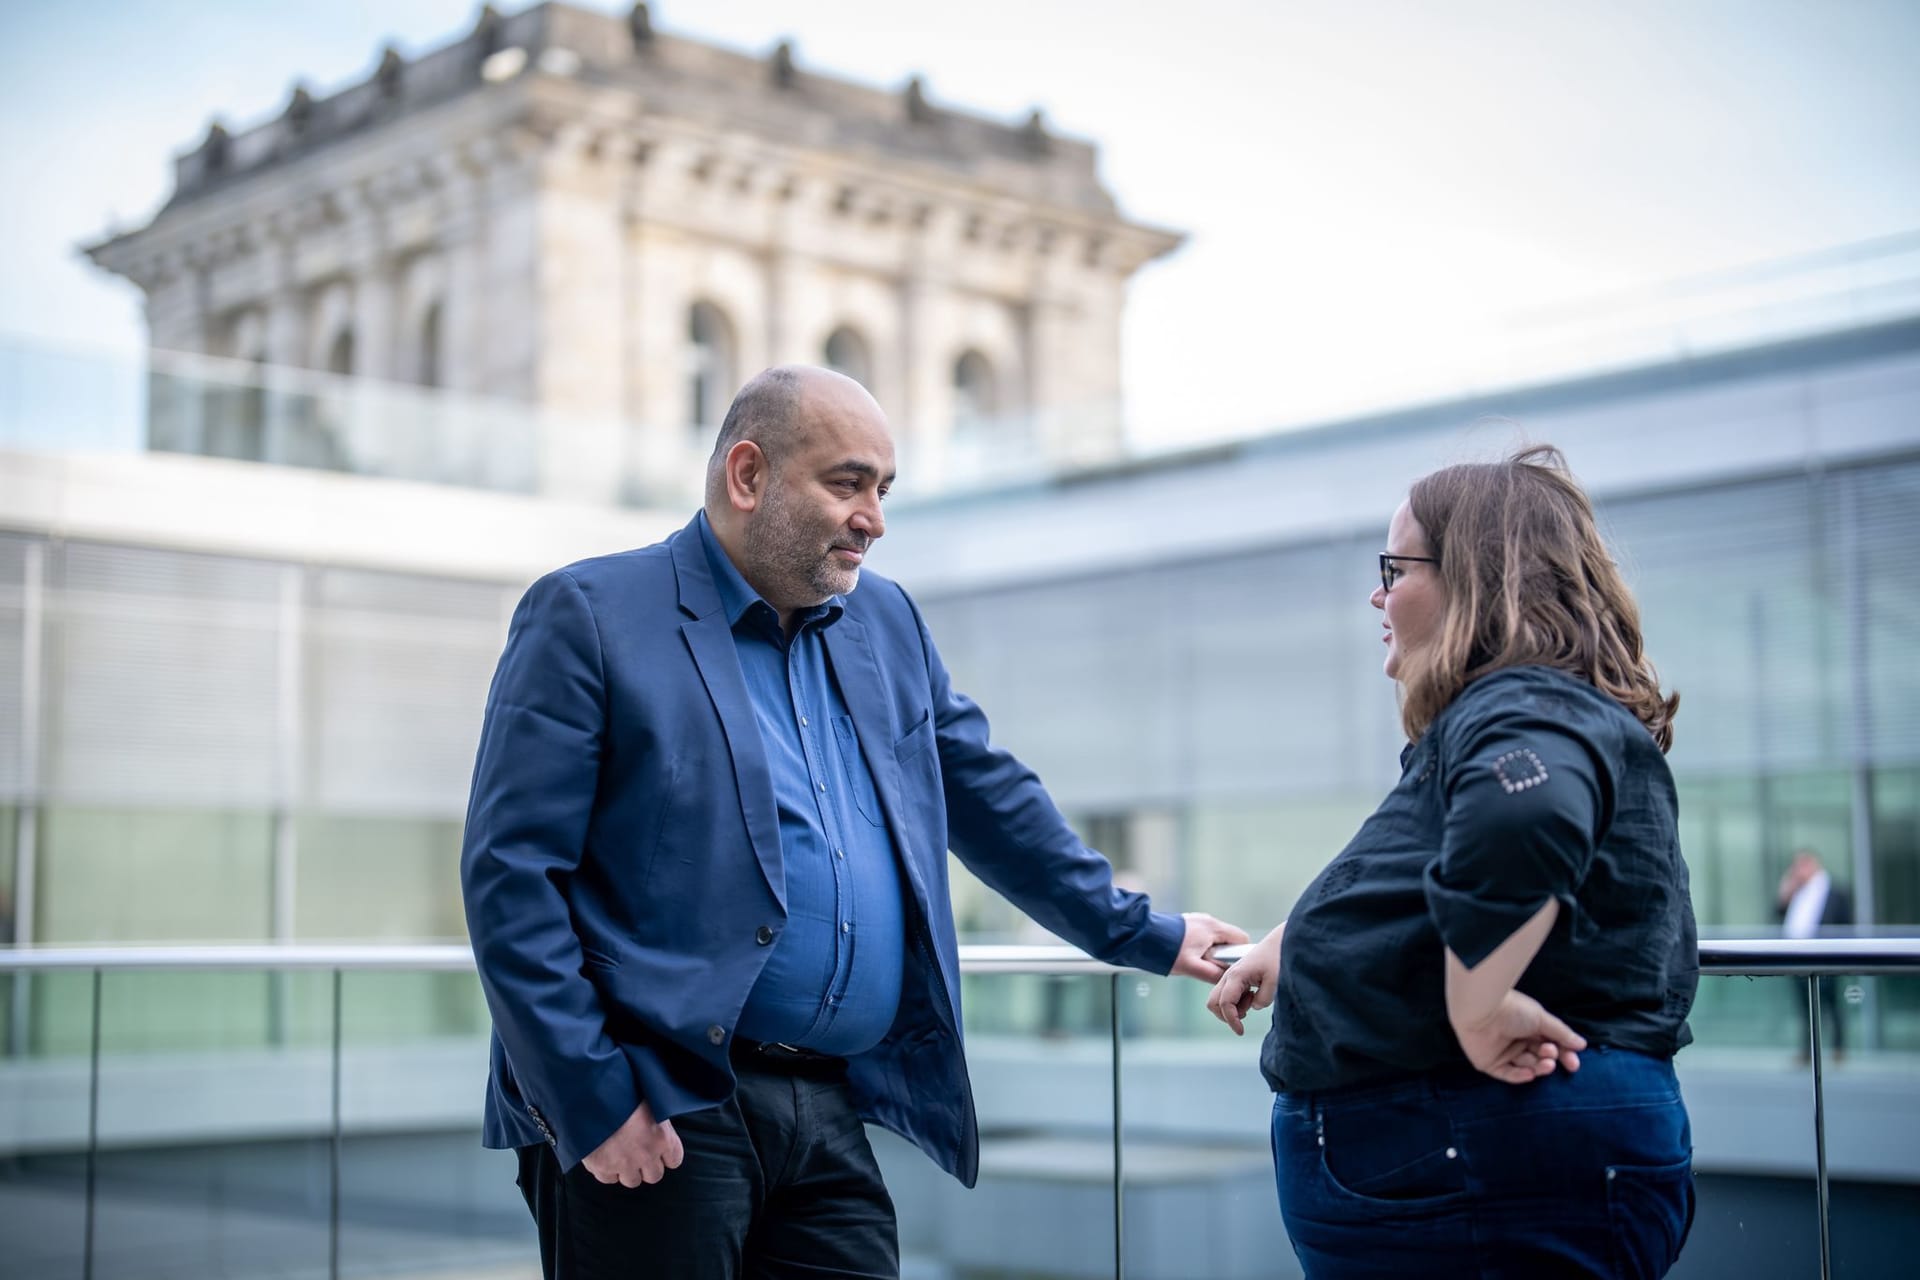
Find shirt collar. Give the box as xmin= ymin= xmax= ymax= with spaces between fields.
xmin=696 ymin=511 xmax=845 ymax=634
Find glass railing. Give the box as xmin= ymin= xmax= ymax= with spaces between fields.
xmin=0 ymin=340 xmax=706 ymax=512
xmin=9 ymin=229 xmax=1916 ymax=516
xmin=0 ymin=940 xmax=1914 ymax=1280
xmin=0 ymin=336 xmax=1129 ymax=511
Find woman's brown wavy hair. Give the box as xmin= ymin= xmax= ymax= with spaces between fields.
xmin=1397 ymin=444 xmax=1679 ymax=752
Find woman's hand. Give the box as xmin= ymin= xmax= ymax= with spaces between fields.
xmin=1452 ymin=989 xmax=1585 ymax=1084
xmin=1206 ymin=922 xmax=1283 ymax=1036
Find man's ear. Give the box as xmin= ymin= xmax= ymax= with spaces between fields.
xmin=725 ymin=440 xmax=767 ymax=513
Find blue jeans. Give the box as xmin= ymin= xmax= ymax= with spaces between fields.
xmin=1272 ymin=1046 xmax=1694 ymax=1279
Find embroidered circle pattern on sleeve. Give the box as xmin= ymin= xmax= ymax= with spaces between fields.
xmin=1491 ymin=747 xmax=1550 ymax=795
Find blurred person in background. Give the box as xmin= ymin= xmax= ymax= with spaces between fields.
xmin=1776 ymin=847 xmax=1854 ymax=1061
xmin=462 ymin=364 xmax=1245 ymax=1280
xmin=1207 ymin=445 xmax=1698 ymax=1278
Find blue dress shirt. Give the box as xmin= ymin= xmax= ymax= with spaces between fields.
xmin=697 ymin=514 xmax=907 ymax=1056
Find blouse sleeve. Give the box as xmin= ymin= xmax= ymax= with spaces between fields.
xmin=1423 ymin=691 xmax=1615 ymax=968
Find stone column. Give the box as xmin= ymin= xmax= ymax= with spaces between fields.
xmin=536 ymin=130 xmax=628 ymax=505
xmin=144 ymin=255 xmax=209 ymax=355
xmin=349 ymin=255 xmax=396 ymax=383
xmin=261 ymin=230 xmax=309 ymax=465
xmin=896 ymin=259 xmax=949 ymax=490
xmin=143 ymin=255 xmax=211 ymax=454
xmin=343 ymin=258 xmax=395 ymax=474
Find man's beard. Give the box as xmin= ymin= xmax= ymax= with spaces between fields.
xmin=746 ymin=481 xmax=869 ymax=606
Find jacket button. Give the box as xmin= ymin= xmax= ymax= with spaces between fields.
xmin=756 ymin=925 xmax=774 ymax=945
xmin=707 ymin=1024 xmax=725 ymax=1045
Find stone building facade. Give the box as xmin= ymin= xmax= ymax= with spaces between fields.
xmin=85 ymin=2 xmax=1181 ymax=498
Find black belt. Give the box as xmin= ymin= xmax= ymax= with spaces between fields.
xmin=730 ymin=1037 xmax=848 ymax=1080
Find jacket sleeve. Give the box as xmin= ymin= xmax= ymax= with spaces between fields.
xmin=1423 ymin=693 xmax=1614 ymax=969
xmin=460 ymin=569 xmax=640 ymax=1169
xmin=901 ymin=587 xmax=1184 ymax=974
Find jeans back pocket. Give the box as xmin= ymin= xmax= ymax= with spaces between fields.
xmin=1320 ymin=1094 xmax=1468 ymax=1206
xmin=1605 ymin=1153 xmax=1694 ymax=1279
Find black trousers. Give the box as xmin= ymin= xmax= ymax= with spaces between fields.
xmin=515 ymin=1055 xmax=899 ymax=1280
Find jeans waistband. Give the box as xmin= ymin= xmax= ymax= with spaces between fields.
xmin=1286 ymin=1046 xmax=1679 ymax=1121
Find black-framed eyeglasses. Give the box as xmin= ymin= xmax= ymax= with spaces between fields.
xmin=1379 ymin=552 xmax=1439 ymax=594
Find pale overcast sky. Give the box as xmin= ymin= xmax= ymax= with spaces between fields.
xmin=1 ymin=1 xmax=1915 ymax=449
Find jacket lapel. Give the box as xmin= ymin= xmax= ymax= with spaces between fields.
xmin=824 ymin=615 xmax=937 ymax=916
xmin=670 ymin=521 xmax=785 ymax=908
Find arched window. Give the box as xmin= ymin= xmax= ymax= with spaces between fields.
xmin=225 ymin=308 xmax=267 ymax=363
xmin=418 ymin=303 xmax=443 ymax=388
xmin=688 ymin=300 xmax=736 ymax=430
xmin=326 ymin=329 xmax=355 ymax=377
xmin=952 ymin=349 xmax=997 ymax=430
xmin=823 ymin=325 xmax=872 ymax=388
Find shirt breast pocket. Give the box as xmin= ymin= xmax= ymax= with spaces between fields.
xmin=832 ymin=715 xmax=888 ymax=828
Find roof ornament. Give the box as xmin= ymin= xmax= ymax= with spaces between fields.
xmin=472 ymin=5 xmax=503 ymax=63
xmin=284 ymin=85 xmax=314 ymax=135
xmin=377 ymin=46 xmax=405 ymax=99
xmin=771 ymin=40 xmax=797 ymax=89
xmin=905 ymin=75 xmax=932 ymax=123
xmin=201 ymin=121 xmax=230 ymax=173
xmin=1021 ymin=107 xmax=1050 ymax=155
xmin=629 ymin=3 xmax=655 ymax=48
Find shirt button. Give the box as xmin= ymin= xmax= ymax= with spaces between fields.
xmin=818 ymin=782 xmax=827 ymax=793
xmin=707 ymin=1024 xmax=725 ymax=1045
xmin=755 ymin=925 xmax=774 ymax=945
xmin=835 ymin=848 xmax=845 ymax=859
xmin=801 ymin=716 xmax=809 ymax=726
xmin=842 ymin=922 xmax=851 ymax=933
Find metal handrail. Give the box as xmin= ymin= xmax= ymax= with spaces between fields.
xmin=0 ymin=937 xmax=1915 ymax=975
xmin=3 ymin=937 xmax=1908 ymax=1280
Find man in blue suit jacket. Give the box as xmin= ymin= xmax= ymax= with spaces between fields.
xmin=462 ymin=366 xmax=1245 ymax=1278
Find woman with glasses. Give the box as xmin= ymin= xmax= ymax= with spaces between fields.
xmin=1207 ymin=445 xmax=1697 ymax=1278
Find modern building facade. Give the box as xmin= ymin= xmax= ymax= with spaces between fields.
xmin=2 ymin=296 xmax=1917 ymax=1280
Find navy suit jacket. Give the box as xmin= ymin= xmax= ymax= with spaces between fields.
xmin=460 ymin=515 xmax=1184 ymax=1186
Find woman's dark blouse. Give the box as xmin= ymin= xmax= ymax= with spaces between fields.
xmin=1259 ymin=665 xmax=1699 ymax=1095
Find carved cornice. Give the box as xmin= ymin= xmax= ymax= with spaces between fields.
xmin=84 ymin=7 xmax=1184 ymax=296
xmin=154 ymin=2 xmax=1117 ymax=214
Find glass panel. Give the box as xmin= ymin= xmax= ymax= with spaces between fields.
xmin=880 ymin=972 xmax=1116 ymax=1278
xmin=36 ymin=808 xmax=273 ymax=945
xmin=0 ymin=970 xmax=93 ymax=1280
xmin=1822 ymin=973 xmax=1920 ymax=1276
xmin=293 ymin=815 xmax=467 ymax=943
xmin=335 ymin=968 xmax=531 ymax=1276
xmin=1187 ymin=798 xmax=1380 ymax=948
xmin=87 ymin=968 xmax=332 ymax=1279
xmin=0 ymin=810 xmax=17 ymax=1062
xmin=1672 ymin=976 xmax=1822 ymax=1278
xmin=1118 ymin=971 xmax=1284 ymax=1280
xmin=0 ymin=806 xmax=16 ymax=948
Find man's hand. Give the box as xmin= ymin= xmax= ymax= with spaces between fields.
xmin=580 ymin=1100 xmax=684 ymax=1187
xmin=1171 ymin=912 xmax=1251 ymax=982
xmin=1452 ymin=989 xmax=1586 ymax=1085
xmin=1207 ymin=922 xmax=1282 ymax=1035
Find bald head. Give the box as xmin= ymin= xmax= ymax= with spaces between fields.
xmin=702 ymin=365 xmax=896 ymax=621
xmin=703 ymin=365 xmax=881 ymax=508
